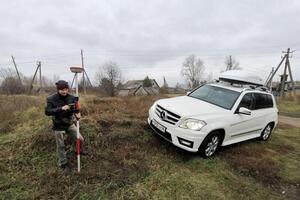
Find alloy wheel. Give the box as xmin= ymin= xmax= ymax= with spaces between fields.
xmin=262 ymin=125 xmax=272 ymax=140
xmin=205 ymin=135 xmax=219 ymax=157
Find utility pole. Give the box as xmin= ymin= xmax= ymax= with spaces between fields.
xmin=286 ymin=53 xmax=296 ymax=96
xmin=39 ymin=61 xmax=42 ymax=89
xmin=270 ymin=67 xmax=274 ymax=93
xmin=265 ymin=48 xmax=295 ymax=98
xmin=266 ymin=67 xmax=275 ymax=92
xmin=11 ymin=56 xmax=22 ymax=85
xmin=71 ymin=69 xmax=93 ymax=89
xmin=81 ymin=49 xmax=86 ymax=94
xmin=84 ymin=70 xmax=93 ymax=87
xmin=279 ymin=48 xmax=290 ymax=97
xmin=265 ymin=55 xmax=286 ymax=87
xmin=29 ymin=61 xmax=41 ymax=94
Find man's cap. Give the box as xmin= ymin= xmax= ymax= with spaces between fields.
xmin=56 ymin=80 xmax=69 ymax=90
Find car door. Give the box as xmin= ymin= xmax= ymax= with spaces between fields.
xmin=229 ymin=93 xmax=262 ymax=138
xmin=251 ymin=93 xmax=273 ymax=131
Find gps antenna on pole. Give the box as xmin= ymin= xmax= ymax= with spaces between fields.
xmin=70 ymin=66 xmax=84 ymax=172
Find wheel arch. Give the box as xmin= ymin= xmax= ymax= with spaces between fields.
xmin=206 ymin=128 xmax=226 ymax=145
xmin=268 ymin=121 xmax=275 ymax=129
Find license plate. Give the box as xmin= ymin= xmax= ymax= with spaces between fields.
xmin=152 ymin=119 xmax=166 ymax=132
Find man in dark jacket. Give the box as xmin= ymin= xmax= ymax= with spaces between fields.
xmin=45 ymin=80 xmax=82 ymax=169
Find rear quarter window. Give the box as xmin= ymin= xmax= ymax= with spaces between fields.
xmin=253 ymin=93 xmax=273 ymax=109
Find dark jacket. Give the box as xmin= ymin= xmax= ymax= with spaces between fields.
xmin=45 ymin=93 xmax=78 ymax=131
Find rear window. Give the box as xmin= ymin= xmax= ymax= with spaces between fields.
xmin=253 ymin=93 xmax=273 ymax=109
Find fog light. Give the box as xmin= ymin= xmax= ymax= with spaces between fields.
xmin=178 ymin=137 xmax=193 ymax=148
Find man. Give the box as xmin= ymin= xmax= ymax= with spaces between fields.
xmin=45 ymin=80 xmax=82 ymax=170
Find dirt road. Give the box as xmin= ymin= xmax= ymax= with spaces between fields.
xmin=279 ymin=115 xmax=300 ymax=128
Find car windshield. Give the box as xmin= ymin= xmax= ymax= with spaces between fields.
xmin=189 ymin=85 xmax=240 ymax=110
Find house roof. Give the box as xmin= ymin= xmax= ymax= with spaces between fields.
xmin=123 ymin=79 xmax=160 ymax=89
xmin=144 ymin=87 xmax=158 ymax=95
xmin=123 ymin=80 xmax=143 ymax=89
xmin=119 ymin=85 xmax=159 ymax=95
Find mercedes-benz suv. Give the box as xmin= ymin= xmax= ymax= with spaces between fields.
xmin=148 ymin=83 xmax=278 ymax=157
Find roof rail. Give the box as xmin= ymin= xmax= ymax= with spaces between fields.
xmin=255 ymin=86 xmax=270 ymax=93
xmin=242 ymin=85 xmax=270 ymax=93
xmin=216 ymin=81 xmax=271 ymax=93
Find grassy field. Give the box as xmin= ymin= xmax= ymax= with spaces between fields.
xmin=277 ymin=94 xmax=300 ymax=118
xmin=0 ymin=94 xmax=299 ymax=199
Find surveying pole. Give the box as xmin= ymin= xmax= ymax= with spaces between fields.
xmin=70 ymin=66 xmax=84 ymax=172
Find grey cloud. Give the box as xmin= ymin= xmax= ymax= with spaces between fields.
xmin=0 ymin=0 xmax=299 ymax=86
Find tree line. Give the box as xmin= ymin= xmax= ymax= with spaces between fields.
xmin=0 ymin=55 xmax=239 ymax=95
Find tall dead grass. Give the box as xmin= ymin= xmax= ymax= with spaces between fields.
xmin=0 ymin=95 xmax=44 ymax=120
xmin=277 ymin=93 xmax=300 ymax=104
xmin=0 ymin=95 xmax=45 ymax=134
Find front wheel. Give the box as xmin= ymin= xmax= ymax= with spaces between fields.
xmin=260 ymin=123 xmax=273 ymax=141
xmin=199 ymin=132 xmax=221 ymax=158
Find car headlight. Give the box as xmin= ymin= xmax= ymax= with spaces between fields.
xmin=179 ymin=119 xmax=206 ymax=131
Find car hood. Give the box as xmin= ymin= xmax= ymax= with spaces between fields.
xmin=156 ymin=96 xmax=228 ymax=118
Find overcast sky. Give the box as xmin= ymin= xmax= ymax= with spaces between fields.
xmin=1 ymin=0 xmax=300 ymax=87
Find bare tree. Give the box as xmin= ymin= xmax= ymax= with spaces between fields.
xmin=0 ymin=68 xmax=25 ymax=94
xmin=0 ymin=68 xmax=16 ymax=80
xmin=96 ymin=61 xmax=122 ymax=96
xmin=225 ymin=56 xmax=240 ymax=71
xmin=207 ymin=72 xmax=214 ymax=83
xmin=181 ymin=55 xmax=205 ymax=89
xmin=52 ymin=74 xmax=60 ymax=85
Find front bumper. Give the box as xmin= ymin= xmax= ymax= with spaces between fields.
xmin=147 ymin=106 xmax=207 ymax=152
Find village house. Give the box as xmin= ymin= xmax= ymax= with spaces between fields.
xmin=118 ymin=79 xmax=160 ymax=96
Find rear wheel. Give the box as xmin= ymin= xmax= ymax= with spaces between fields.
xmin=199 ymin=132 xmax=221 ymax=158
xmin=260 ymin=123 xmax=273 ymax=141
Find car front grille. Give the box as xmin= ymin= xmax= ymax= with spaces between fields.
xmin=155 ymin=104 xmax=181 ymax=125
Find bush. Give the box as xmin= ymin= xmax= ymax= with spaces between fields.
xmin=0 ymin=77 xmax=25 ymax=95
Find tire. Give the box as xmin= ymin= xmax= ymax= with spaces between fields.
xmin=260 ymin=123 xmax=273 ymax=141
xmin=199 ymin=132 xmax=221 ymax=158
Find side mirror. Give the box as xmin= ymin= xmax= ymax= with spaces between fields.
xmin=186 ymin=91 xmax=191 ymax=95
xmin=238 ymin=107 xmax=251 ymax=115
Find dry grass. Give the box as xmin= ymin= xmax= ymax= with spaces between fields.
xmin=277 ymin=94 xmax=300 ymax=117
xmin=0 ymin=94 xmax=299 ymax=199
xmin=0 ymin=95 xmax=45 ymax=135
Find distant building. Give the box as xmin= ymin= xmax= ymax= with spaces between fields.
xmin=270 ymin=81 xmax=300 ymax=95
xmin=118 ymin=79 xmax=160 ymax=96
xmin=295 ymin=82 xmax=300 ymax=94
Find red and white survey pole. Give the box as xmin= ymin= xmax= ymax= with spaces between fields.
xmin=70 ymin=66 xmax=84 ymax=172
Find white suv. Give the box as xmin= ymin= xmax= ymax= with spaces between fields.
xmin=148 ymin=83 xmax=278 ymax=157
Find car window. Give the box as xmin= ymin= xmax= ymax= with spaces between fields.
xmin=253 ymin=93 xmax=273 ymax=109
xmin=238 ymin=93 xmax=253 ymax=110
xmin=189 ymin=85 xmax=240 ymax=110
xmin=266 ymin=95 xmax=274 ymax=108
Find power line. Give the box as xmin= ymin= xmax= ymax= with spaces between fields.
xmin=3 ymin=42 xmax=300 ymax=63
